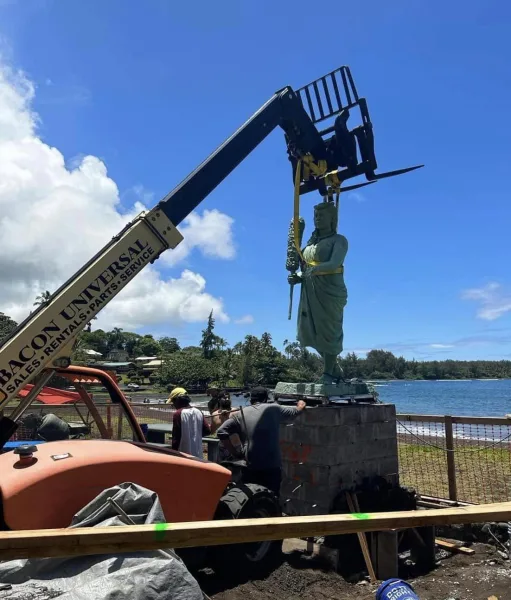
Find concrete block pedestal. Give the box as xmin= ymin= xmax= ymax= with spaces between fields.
xmin=277 ymin=401 xmax=435 ymax=580
xmin=279 ymin=403 xmax=399 ymax=516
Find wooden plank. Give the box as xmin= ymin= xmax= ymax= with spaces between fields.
xmin=435 ymin=538 xmax=475 ymax=555
xmin=452 ymin=415 xmax=511 ymax=426
xmin=371 ymin=530 xmax=398 ymax=580
xmin=1 ymin=502 xmax=511 ymax=561
xmin=412 ymin=526 xmax=436 ymax=568
xmin=398 ymin=414 xmax=446 ymax=423
xmin=419 ymin=495 xmax=474 ymax=507
xmin=445 ymin=416 xmax=458 ymax=502
xmin=397 ymin=413 xmax=511 ymax=426
xmin=346 ymin=492 xmax=376 ymax=582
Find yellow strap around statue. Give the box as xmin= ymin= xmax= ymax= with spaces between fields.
xmin=293 ymin=159 xmax=306 ymax=263
xmin=293 ymin=158 xmax=344 ymax=276
xmin=308 ymin=261 xmax=344 ymax=276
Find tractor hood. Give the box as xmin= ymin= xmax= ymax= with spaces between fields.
xmin=0 ymin=439 xmax=231 ymax=530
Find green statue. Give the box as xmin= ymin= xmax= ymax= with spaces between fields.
xmin=288 ymin=202 xmax=348 ymax=384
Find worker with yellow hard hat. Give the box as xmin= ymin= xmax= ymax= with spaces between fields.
xmin=167 ymin=387 xmax=210 ymax=457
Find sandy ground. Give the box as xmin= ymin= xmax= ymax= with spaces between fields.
xmin=198 ymin=540 xmax=511 ymax=600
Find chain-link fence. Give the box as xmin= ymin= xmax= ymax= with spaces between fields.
xmin=4 ymin=403 xmax=180 ymax=441
xmin=2 ymin=402 xmax=218 ymax=458
xmin=4 ymin=401 xmax=510 ymax=504
xmin=397 ymin=414 xmax=511 ymax=504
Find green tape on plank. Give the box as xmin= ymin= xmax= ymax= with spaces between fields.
xmin=352 ymin=513 xmax=370 ymax=520
xmin=154 ymin=522 xmax=170 ymax=541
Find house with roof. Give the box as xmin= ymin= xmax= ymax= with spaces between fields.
xmin=134 ymin=356 xmax=158 ymax=365
xmin=106 ymin=348 xmax=129 ymax=362
xmin=97 ymin=361 xmax=136 ymax=374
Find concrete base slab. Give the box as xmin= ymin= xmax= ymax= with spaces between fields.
xmin=274 ymin=380 xmax=372 ymax=400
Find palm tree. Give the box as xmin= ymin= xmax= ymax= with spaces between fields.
xmin=284 ymin=341 xmax=301 ymax=360
xmin=109 ymin=327 xmax=124 ymax=349
xmin=214 ymin=336 xmax=228 ymax=351
xmin=33 ymin=290 xmax=51 ymax=307
xmin=261 ymin=332 xmax=273 ymax=350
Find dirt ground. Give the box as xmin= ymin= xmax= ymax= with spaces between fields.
xmin=198 ymin=541 xmax=511 ymax=600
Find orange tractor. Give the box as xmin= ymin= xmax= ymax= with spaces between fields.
xmin=0 ymin=366 xmax=282 ymax=571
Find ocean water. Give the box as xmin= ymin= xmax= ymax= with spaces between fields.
xmin=144 ymin=380 xmax=511 ymax=441
xmin=373 ymin=379 xmax=511 ymax=417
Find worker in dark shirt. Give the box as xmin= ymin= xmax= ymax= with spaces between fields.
xmin=216 ymin=386 xmax=305 ymax=495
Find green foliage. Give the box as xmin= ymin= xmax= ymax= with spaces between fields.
xmin=0 ymin=312 xmax=18 ymax=344
xmin=159 ymin=336 xmax=180 ymax=354
xmin=15 ymin=295 xmax=508 ymax=390
xmin=76 ymin=328 xmax=165 ymax=358
xmin=199 ymin=310 xmax=225 ymax=358
xmin=339 ymin=350 xmax=511 ymax=380
xmin=158 ymin=350 xmax=219 ymax=388
xmin=200 ymin=310 xmax=216 ymax=358
xmin=123 ymin=332 xmax=143 ymax=356
xmin=133 ymin=334 xmax=161 ymax=357
xmin=79 ymin=329 xmax=109 ymax=355
xmin=181 ymin=346 xmax=202 ymax=354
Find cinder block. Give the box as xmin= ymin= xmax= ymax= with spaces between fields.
xmin=280 ymin=420 xmax=397 ymax=446
xmin=372 ymin=456 xmax=400 ymax=478
xmin=280 ymin=477 xmax=332 ymax=505
xmin=281 ymin=462 xmax=332 ymax=486
xmin=278 ymin=403 xmax=399 ymax=515
xmin=280 ymin=437 xmax=398 ymax=467
xmin=301 ymin=404 xmax=396 ymax=427
xmin=281 ymin=462 xmax=372 ymax=492
xmin=281 ymin=496 xmax=329 ymax=516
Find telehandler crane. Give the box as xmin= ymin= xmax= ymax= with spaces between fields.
xmin=0 ymin=66 xmax=422 ymax=572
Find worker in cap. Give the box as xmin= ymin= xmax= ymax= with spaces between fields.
xmin=166 ymin=387 xmax=188 ymax=404
xmin=217 ymin=386 xmax=305 ymax=495
xmin=167 ymin=387 xmax=210 ymax=457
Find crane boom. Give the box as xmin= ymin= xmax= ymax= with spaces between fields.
xmin=0 ymin=88 xmax=314 ymax=410
xmin=0 ymin=68 xmax=423 ymax=418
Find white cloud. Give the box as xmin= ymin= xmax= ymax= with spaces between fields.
xmin=162 ymin=209 xmax=235 ymax=266
xmin=234 ymin=315 xmax=254 ymax=325
xmin=346 ymin=191 xmax=366 ymax=203
xmin=96 ymin=269 xmax=228 ymax=330
xmin=461 ymin=282 xmax=511 ymax=321
xmin=130 ymin=184 xmax=154 ymax=205
xmin=344 ymin=348 xmax=371 ymax=356
xmin=429 ymin=343 xmax=455 ymax=349
xmin=0 ymin=61 xmax=234 ymax=330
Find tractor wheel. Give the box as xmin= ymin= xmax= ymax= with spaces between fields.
xmin=210 ymin=484 xmax=283 ymax=577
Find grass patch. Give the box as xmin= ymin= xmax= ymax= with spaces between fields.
xmin=399 ymin=441 xmax=511 ymax=503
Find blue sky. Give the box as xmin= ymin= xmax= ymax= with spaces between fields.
xmin=1 ymin=0 xmax=510 ymax=360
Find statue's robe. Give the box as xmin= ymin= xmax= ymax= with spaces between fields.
xmin=297 ymin=233 xmax=348 ymax=356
